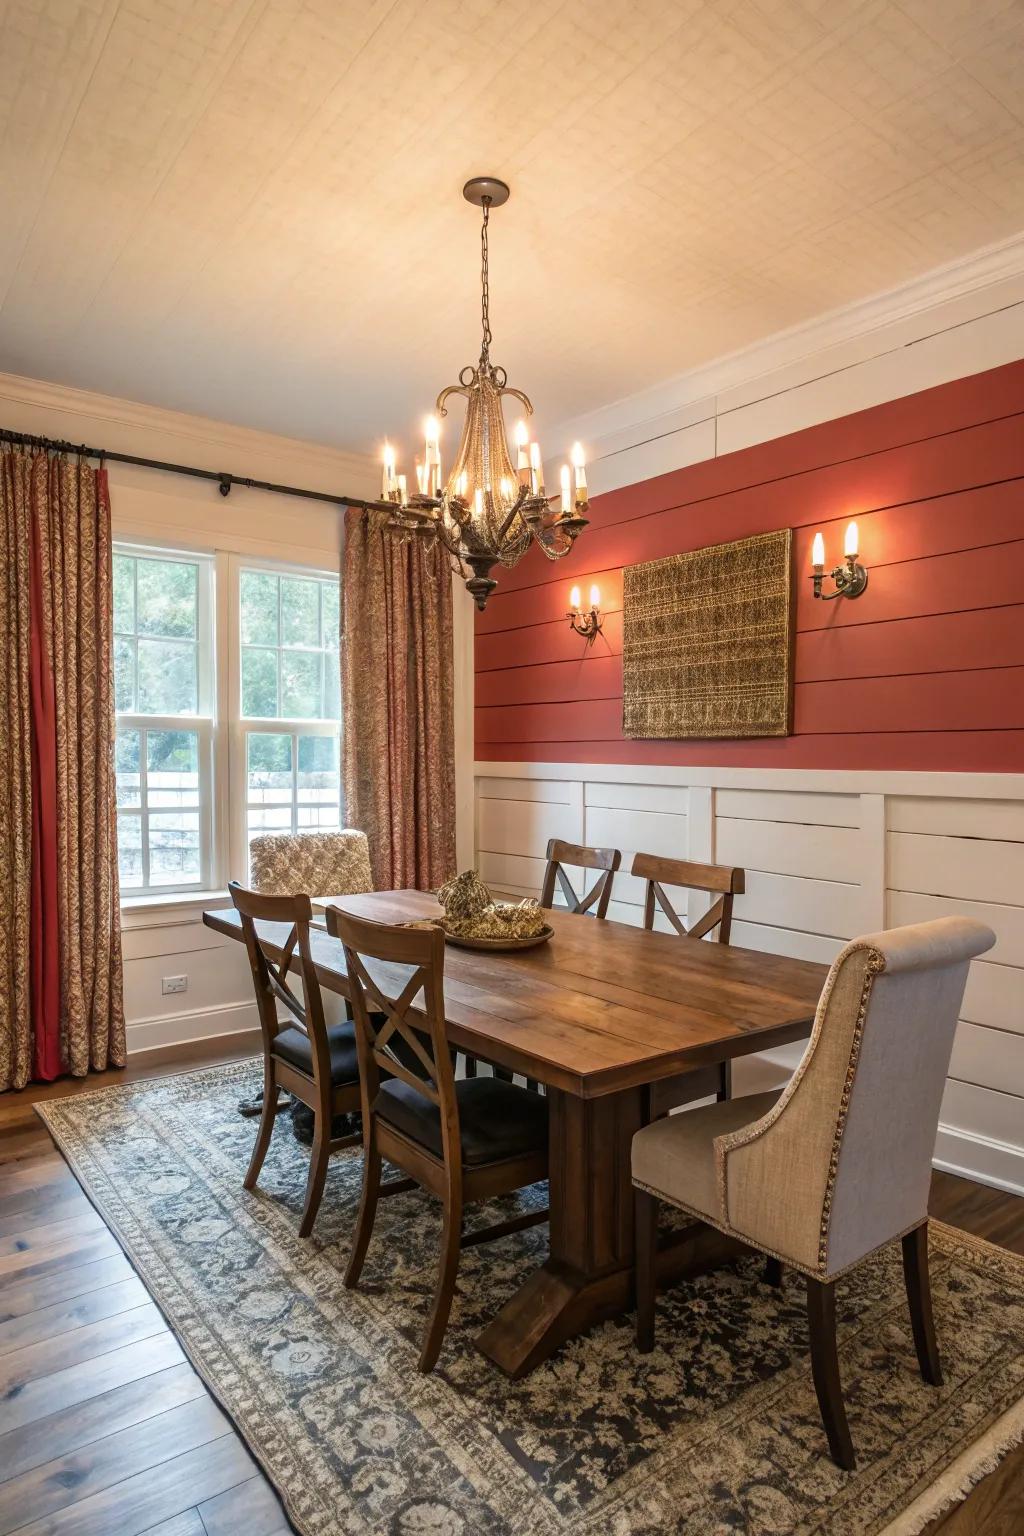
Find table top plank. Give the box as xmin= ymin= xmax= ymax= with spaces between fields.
xmin=205 ymin=889 xmax=828 ymax=1099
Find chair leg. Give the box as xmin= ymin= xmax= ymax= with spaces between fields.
xmin=344 ymin=1141 xmax=381 ymax=1288
xmin=297 ymin=1118 xmax=331 ymax=1239
xmin=806 ymin=1277 xmax=856 ymax=1471
xmin=463 ymin=1054 xmax=478 ymax=1078
xmin=243 ymin=1063 xmax=279 ymax=1190
xmin=493 ymin=1067 xmax=514 ymax=1082
xmin=635 ymin=1187 xmax=658 ymax=1353
xmin=419 ymin=1192 xmax=462 ymax=1373
xmin=765 ymin=1256 xmax=783 ymax=1288
xmin=902 ymin=1223 xmax=943 ymax=1387
xmin=717 ymin=1060 xmax=732 ymax=1101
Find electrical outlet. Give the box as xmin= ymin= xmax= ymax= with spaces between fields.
xmin=162 ymin=975 xmax=188 ymax=996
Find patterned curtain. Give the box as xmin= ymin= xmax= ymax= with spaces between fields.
xmin=342 ymin=508 xmax=456 ymax=890
xmin=0 ymin=445 xmax=126 ymax=1092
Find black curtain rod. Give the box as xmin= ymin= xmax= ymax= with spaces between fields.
xmin=0 ymin=425 xmax=378 ymax=512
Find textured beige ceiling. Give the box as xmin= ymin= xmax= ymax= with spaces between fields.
xmin=2 ymin=0 xmax=1023 ymax=456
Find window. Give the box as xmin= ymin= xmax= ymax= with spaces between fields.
xmin=113 ymin=546 xmax=342 ymax=897
xmin=113 ymin=550 xmax=213 ymax=892
xmin=236 ymin=567 xmax=342 ymax=870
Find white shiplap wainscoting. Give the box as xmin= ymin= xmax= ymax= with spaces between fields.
xmin=475 ymin=763 xmax=1024 ymax=1197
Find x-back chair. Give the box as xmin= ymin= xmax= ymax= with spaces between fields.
xmin=329 ymin=906 xmax=549 ymax=1373
xmin=632 ymin=915 xmax=995 ymax=1469
xmin=540 ymin=838 xmax=622 ymax=919
xmin=230 ymin=881 xmax=411 ymax=1238
xmin=631 ymin=852 xmax=745 ymax=1113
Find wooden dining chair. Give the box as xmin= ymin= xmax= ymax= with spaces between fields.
xmin=328 ymin=906 xmax=549 ymax=1373
xmin=231 ymin=881 xmax=411 ymax=1239
xmin=631 ymin=852 xmax=745 ymax=1111
xmin=632 ymin=915 xmax=995 ymax=1469
xmin=540 ymin=838 xmax=622 ymax=919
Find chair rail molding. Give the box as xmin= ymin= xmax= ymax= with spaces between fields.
xmin=475 ymin=760 xmax=1024 ymax=1197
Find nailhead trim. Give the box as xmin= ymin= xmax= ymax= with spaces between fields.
xmin=816 ymin=948 xmax=886 ymax=1274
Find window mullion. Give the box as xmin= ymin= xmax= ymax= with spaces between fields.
xmin=140 ymin=727 xmax=150 ymax=888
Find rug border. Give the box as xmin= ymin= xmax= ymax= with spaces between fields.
xmin=33 ymin=1073 xmax=1024 ymax=1536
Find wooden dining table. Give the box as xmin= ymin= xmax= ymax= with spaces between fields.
xmin=204 ymin=888 xmax=828 ymax=1378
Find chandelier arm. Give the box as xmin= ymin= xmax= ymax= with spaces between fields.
xmin=497 ymin=385 xmax=533 ymax=417
xmin=435 ymin=383 xmax=470 ymax=419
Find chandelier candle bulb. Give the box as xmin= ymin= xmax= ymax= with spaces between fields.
xmin=560 ymin=465 xmax=571 ymax=514
xmin=424 ymin=415 xmax=441 ymax=495
xmin=571 ymin=442 xmax=588 ymax=508
xmin=589 ymin=584 xmax=600 ymax=610
xmin=515 ymin=420 xmax=530 ymax=485
xmin=529 ymin=441 xmax=544 ymax=497
xmin=845 ymin=520 xmax=859 ymax=559
xmin=396 ymin=473 xmax=407 ymax=505
xmin=415 ymin=462 xmax=426 ymax=496
xmin=382 ymin=441 xmax=397 ymax=499
xmin=570 ymin=585 xmax=581 ymax=613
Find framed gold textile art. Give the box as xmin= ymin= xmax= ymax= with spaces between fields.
xmin=622 ymin=528 xmax=793 ymax=739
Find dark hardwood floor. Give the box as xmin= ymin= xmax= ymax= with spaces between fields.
xmin=0 ymin=1042 xmax=1021 ymax=1534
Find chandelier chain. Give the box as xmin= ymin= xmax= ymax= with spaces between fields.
xmin=479 ymin=197 xmax=492 ymax=365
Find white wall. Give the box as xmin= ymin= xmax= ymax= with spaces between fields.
xmin=476 ymin=764 xmax=1024 ymax=1196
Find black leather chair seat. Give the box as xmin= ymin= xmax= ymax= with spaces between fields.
xmin=272 ymin=1021 xmax=359 ymax=1086
xmin=374 ymin=1076 xmax=548 ymax=1166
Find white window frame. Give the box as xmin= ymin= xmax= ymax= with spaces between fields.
xmin=113 ymin=543 xmax=216 ymax=896
xmin=226 ymin=553 xmax=343 ymax=880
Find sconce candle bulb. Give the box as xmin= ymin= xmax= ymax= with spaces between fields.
xmin=567 ymin=582 xmax=602 ymax=643
xmin=811 ymin=522 xmax=869 ymax=600
xmin=811 ymin=530 xmax=825 ymax=570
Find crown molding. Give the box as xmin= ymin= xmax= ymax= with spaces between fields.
xmin=0 ymin=369 xmax=377 ymax=496
xmin=552 ymin=228 xmax=1024 ymax=457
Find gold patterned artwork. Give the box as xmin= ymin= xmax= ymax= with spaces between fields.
xmin=623 ymin=528 xmax=793 ymax=739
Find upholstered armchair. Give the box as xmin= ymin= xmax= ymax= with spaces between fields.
xmin=249 ymin=829 xmax=373 ymax=898
xmin=632 ymin=916 xmax=995 ymax=1470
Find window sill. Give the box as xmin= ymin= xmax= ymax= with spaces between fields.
xmin=120 ymin=889 xmax=231 ymax=926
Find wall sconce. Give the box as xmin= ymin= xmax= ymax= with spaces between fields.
xmin=567 ymin=584 xmax=602 ymax=642
xmin=810 ymin=521 xmax=868 ymax=600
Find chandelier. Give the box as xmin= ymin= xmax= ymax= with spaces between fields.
xmin=375 ymin=177 xmax=589 ymax=610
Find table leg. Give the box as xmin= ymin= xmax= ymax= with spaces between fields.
xmin=475 ymin=1085 xmax=742 ymax=1378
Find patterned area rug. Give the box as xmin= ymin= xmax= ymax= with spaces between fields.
xmin=38 ymin=1063 xmax=1024 ymax=1536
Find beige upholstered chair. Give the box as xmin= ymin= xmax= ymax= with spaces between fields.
xmin=249 ymin=829 xmax=373 ymax=898
xmin=632 ymin=916 xmax=995 ymax=1470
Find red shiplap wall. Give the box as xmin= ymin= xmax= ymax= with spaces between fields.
xmin=475 ymin=359 xmax=1024 ymax=772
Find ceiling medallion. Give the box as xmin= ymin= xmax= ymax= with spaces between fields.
xmin=376 ymin=177 xmax=589 ymax=610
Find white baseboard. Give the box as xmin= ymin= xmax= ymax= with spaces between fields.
xmin=125 ymin=999 xmax=260 ymax=1055
xmin=933 ymin=1123 xmax=1024 ymax=1199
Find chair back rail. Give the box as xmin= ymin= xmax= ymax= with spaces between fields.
xmin=631 ymin=852 xmax=745 ymax=943
xmin=541 ymin=838 xmax=622 ymax=919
